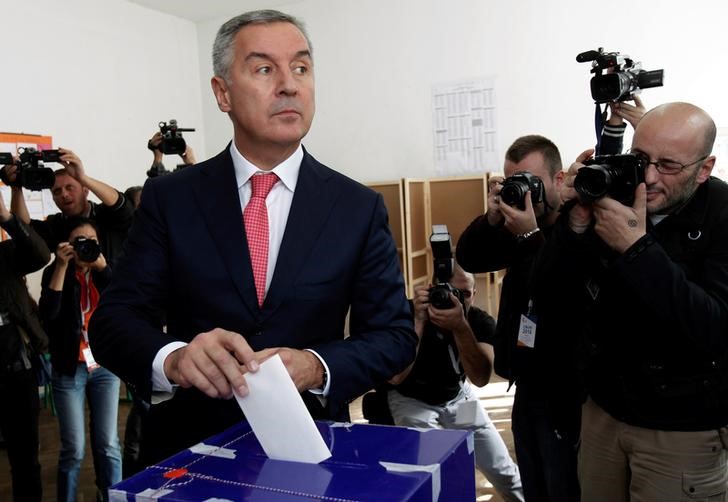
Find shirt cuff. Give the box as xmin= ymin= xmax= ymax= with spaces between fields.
xmin=304 ymin=349 xmax=331 ymax=397
xmin=152 ymin=341 xmax=188 ymax=393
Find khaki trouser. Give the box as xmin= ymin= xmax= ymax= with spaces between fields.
xmin=579 ymin=398 xmax=728 ymax=501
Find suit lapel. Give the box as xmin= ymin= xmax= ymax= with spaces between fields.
xmin=193 ymin=148 xmax=259 ymax=317
xmin=261 ymin=151 xmax=338 ymax=320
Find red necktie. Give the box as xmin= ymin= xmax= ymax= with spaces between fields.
xmin=243 ymin=172 xmax=279 ymax=306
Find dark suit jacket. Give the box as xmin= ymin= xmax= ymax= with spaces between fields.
xmin=89 ymin=146 xmax=416 ymax=461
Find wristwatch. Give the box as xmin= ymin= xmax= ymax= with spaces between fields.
xmin=516 ymin=227 xmax=541 ymax=242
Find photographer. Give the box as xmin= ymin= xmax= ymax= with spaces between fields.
xmin=39 ymin=218 xmax=121 ymax=502
xmin=539 ymin=102 xmax=728 ymax=500
xmin=147 ymin=130 xmax=197 ymax=177
xmin=388 ymin=265 xmax=523 ymax=502
xmin=3 ymin=147 xmax=134 ymax=268
xmin=0 ymin=187 xmax=50 ymax=502
xmin=456 ymin=135 xmax=581 ymax=502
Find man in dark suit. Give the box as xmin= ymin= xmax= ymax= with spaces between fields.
xmin=89 ymin=9 xmax=417 ymax=464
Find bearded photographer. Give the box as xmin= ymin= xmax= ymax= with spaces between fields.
xmin=0 ymin=187 xmax=50 ymax=502
xmin=39 ymin=218 xmax=121 ymax=502
xmin=388 ymin=265 xmax=523 ymax=501
xmin=3 ymin=148 xmax=134 ymax=268
xmin=538 ymin=102 xmax=728 ymax=501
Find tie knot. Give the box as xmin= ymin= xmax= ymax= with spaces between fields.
xmin=250 ymin=172 xmax=279 ymax=199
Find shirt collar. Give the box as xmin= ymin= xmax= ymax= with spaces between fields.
xmin=230 ymin=142 xmax=302 ymax=193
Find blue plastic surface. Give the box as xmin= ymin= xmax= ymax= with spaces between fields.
xmin=109 ymin=421 xmax=474 ymax=501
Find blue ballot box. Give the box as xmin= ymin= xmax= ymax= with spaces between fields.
xmin=109 ymin=420 xmax=475 ymax=501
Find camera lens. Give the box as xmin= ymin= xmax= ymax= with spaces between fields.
xmin=574 ymin=165 xmax=614 ymax=202
xmin=428 ymin=286 xmax=453 ymax=309
xmin=500 ymin=181 xmax=528 ymax=207
xmin=72 ymin=238 xmax=101 ymax=263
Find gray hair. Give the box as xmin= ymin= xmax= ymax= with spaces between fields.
xmin=212 ymin=9 xmax=312 ymax=82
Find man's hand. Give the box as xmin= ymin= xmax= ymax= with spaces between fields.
xmin=148 ymin=132 xmax=163 ymax=163
xmin=163 ymin=328 xmax=259 ymax=399
xmin=593 ymin=183 xmax=647 ymax=253
xmin=486 ymin=175 xmax=505 ymax=226
xmin=427 ymin=292 xmax=468 ymax=333
xmin=181 ymin=145 xmax=197 ymax=165
xmin=1 ymin=162 xmax=18 ymax=185
xmin=562 ymin=149 xmax=595 ymax=233
xmin=58 ymin=148 xmax=87 ymax=185
xmin=254 ymin=347 xmax=325 ymax=392
xmin=0 ymin=189 xmax=10 ymax=222
xmin=498 ymin=188 xmax=539 ymax=237
xmin=609 ymin=96 xmax=646 ymax=129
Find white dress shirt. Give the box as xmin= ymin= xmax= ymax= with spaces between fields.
xmin=151 ymin=143 xmax=330 ymax=400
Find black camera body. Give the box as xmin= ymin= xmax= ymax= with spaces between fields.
xmin=574 ymin=154 xmax=647 ymax=206
xmin=500 ymin=171 xmax=544 ymax=209
xmin=149 ymin=119 xmax=195 ymax=155
xmin=428 ymin=225 xmax=465 ymax=309
xmin=0 ymin=147 xmax=59 ymax=191
xmin=71 ymin=236 xmax=101 ymax=263
xmin=576 ymin=48 xmax=664 ymax=103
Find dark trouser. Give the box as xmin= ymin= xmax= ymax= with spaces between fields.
xmin=0 ymin=367 xmax=42 ymax=502
xmin=122 ymin=396 xmax=148 ymax=479
xmin=511 ymin=385 xmax=580 ymax=502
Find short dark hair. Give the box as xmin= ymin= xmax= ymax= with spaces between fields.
xmin=212 ymin=9 xmax=312 ymax=82
xmin=64 ymin=217 xmax=98 ymax=241
xmin=505 ymin=135 xmax=562 ymax=177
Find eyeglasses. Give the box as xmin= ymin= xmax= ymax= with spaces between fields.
xmin=630 ymin=150 xmax=708 ymax=175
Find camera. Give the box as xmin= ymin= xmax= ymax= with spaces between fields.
xmin=148 ymin=119 xmax=195 ymax=155
xmin=576 ymin=48 xmax=664 ymax=103
xmin=574 ymin=154 xmax=647 ymax=206
xmin=0 ymin=147 xmax=60 ymax=191
xmin=500 ymin=172 xmax=544 ymax=209
xmin=428 ymin=225 xmax=465 ymax=309
xmin=71 ymin=236 xmax=101 ymax=263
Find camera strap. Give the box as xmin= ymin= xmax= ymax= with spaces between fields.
xmin=593 ymin=103 xmax=608 ymax=156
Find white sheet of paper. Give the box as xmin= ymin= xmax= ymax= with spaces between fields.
xmin=233 ymin=354 xmax=331 ymax=464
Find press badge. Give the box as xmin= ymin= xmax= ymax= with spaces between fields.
xmin=82 ymin=346 xmax=100 ymax=372
xmin=517 ymin=300 xmax=537 ymax=348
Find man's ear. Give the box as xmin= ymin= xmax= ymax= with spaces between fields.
xmin=696 ymin=156 xmax=716 ymax=184
xmin=553 ymin=170 xmax=565 ymax=186
xmin=211 ymin=76 xmax=231 ymax=113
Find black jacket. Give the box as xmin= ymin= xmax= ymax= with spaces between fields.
xmin=31 ymin=192 xmax=133 ymax=269
xmin=538 ymin=177 xmax=728 ymax=430
xmin=0 ymin=215 xmax=50 ymax=366
xmin=457 ymin=217 xmax=584 ymax=415
xmin=39 ymin=261 xmax=112 ymax=377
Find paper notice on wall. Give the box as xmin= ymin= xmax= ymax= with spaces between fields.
xmin=432 ymin=77 xmax=499 ymax=176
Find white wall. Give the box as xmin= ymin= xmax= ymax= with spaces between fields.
xmin=1 ymin=0 xmax=205 ymax=297
xmin=1 ymin=0 xmax=206 ymax=191
xmin=197 ymin=0 xmax=728 ymax=182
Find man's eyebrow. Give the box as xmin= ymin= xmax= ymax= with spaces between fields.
xmin=245 ymin=50 xmax=312 ymax=62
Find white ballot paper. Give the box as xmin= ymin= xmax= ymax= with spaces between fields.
xmin=233 ymin=354 xmax=332 ymax=464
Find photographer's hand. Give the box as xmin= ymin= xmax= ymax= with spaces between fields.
xmin=486 ymin=176 xmax=505 ymax=226
xmin=48 ymin=242 xmax=74 ymax=292
xmin=3 ymin=162 xmax=31 ymax=224
xmin=563 ymin=149 xmax=595 ymax=233
xmin=149 ymin=132 xmax=163 ymax=163
xmin=58 ymin=147 xmax=121 ymax=209
xmin=610 ymin=96 xmax=646 ymax=129
xmin=181 ymin=145 xmax=197 ymax=165
xmin=593 ymin=183 xmax=647 ymax=253
xmin=90 ymin=251 xmax=108 ymax=272
xmin=499 ymin=190 xmax=538 ymax=237
xmin=429 ymin=292 xmax=492 ymax=387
